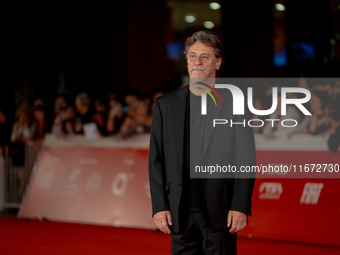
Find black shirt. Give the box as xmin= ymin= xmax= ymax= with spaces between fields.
xmin=181 ymin=90 xmax=207 ymax=212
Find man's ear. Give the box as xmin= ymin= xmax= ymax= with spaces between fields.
xmin=216 ymin=57 xmax=222 ymax=70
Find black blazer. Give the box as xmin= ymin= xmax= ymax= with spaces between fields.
xmin=149 ymin=85 xmax=256 ymax=233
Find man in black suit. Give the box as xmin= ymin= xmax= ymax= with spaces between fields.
xmin=149 ymin=31 xmax=256 ymax=254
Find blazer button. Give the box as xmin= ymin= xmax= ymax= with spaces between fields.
xmin=179 ymin=183 xmax=182 ymax=188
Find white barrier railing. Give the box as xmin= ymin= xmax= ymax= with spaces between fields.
xmin=1 ymin=141 xmax=41 ymax=209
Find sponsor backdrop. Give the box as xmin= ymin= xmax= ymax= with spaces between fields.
xmin=243 ymin=150 xmax=340 ymax=246
xmin=19 ymin=135 xmax=340 ymax=246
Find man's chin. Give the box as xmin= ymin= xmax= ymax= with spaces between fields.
xmin=190 ymin=77 xmax=207 ymax=83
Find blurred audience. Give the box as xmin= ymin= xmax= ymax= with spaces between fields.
xmin=241 ymin=76 xmax=339 ymax=153
xmin=0 ymin=108 xmax=11 ymax=156
xmin=123 ymin=93 xmax=138 ymax=114
xmin=11 ymin=109 xmax=35 ymax=143
xmin=295 ymin=90 xmax=331 ymax=135
xmin=106 ymin=93 xmax=124 ymax=135
xmin=263 ymin=94 xmax=301 ymax=139
xmin=49 ymin=90 xmax=158 ymax=139
xmin=10 ymin=108 xmax=35 ymax=165
xmin=119 ymin=99 xmax=152 ymax=139
xmin=93 ymin=97 xmax=109 ymax=136
xmin=326 ymin=98 xmax=340 ymax=152
xmin=32 ymin=99 xmax=48 ymax=140
xmin=52 ymin=95 xmax=75 ymax=137
xmin=74 ymin=92 xmax=95 ymax=134
xmin=151 ymin=90 xmax=165 ymax=111
xmin=4 ymin=76 xmax=340 ymax=151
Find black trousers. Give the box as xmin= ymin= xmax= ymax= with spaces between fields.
xmin=171 ymin=212 xmax=237 ymax=255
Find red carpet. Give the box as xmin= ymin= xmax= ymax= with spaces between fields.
xmin=0 ymin=216 xmax=339 ymax=255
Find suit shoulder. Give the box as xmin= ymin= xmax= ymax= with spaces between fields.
xmin=156 ymin=85 xmax=188 ymax=104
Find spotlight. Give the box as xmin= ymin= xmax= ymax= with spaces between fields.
xmin=184 ymin=15 xmax=196 ymax=23
xmin=203 ymin=21 xmax=215 ymax=29
xmin=275 ymin=3 xmax=286 ymax=11
xmin=209 ymin=2 xmax=221 ymax=10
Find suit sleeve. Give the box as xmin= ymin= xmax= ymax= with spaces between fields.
xmin=148 ymin=99 xmax=170 ymax=216
xmin=230 ymin=112 xmax=256 ymax=216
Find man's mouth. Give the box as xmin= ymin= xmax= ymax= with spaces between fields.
xmin=191 ymin=67 xmax=205 ymax=72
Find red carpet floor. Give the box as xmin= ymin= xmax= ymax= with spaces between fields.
xmin=0 ymin=216 xmax=339 ymax=255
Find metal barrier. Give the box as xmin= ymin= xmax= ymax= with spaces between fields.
xmin=1 ymin=141 xmax=41 ymax=209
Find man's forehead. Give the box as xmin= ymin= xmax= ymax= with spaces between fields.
xmin=188 ymin=42 xmax=214 ymax=54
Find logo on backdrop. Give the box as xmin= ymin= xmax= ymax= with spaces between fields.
xmin=300 ymin=182 xmax=324 ymax=205
xmin=259 ymin=182 xmax=283 ymax=200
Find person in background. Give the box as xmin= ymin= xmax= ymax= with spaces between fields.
xmin=151 ymin=90 xmax=165 ymax=111
xmin=32 ymin=98 xmax=48 ymax=141
xmin=106 ymin=95 xmax=124 ymax=135
xmin=306 ymin=90 xmax=330 ymax=135
xmin=10 ymin=108 xmax=35 ymax=166
xmin=122 ymin=93 xmax=138 ymax=114
xmin=119 ymin=99 xmax=152 ymax=138
xmin=293 ymin=90 xmax=331 ymax=136
xmin=52 ymin=95 xmax=75 ymax=137
xmin=263 ymin=94 xmax=300 ymax=139
xmin=74 ymin=92 xmax=94 ymax=134
xmin=0 ymin=108 xmax=11 ymax=157
xmin=326 ymin=98 xmax=340 ymax=152
xmin=93 ymin=97 xmax=109 ymax=136
xmin=11 ymin=109 xmax=35 ymax=144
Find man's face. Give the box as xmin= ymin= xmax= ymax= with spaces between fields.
xmin=187 ymin=41 xmax=222 ymax=82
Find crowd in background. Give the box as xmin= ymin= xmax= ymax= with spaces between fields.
xmin=0 ymin=86 xmax=165 ymax=144
xmin=1 ymin=77 xmax=340 ymax=160
xmin=51 ymin=90 xmax=162 ymax=139
xmin=0 ymin=77 xmax=166 ymax=164
xmin=252 ymin=77 xmax=340 ymax=151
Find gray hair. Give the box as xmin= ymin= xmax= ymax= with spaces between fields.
xmin=184 ymin=30 xmax=224 ymax=61
xmin=76 ymin=92 xmax=91 ymax=106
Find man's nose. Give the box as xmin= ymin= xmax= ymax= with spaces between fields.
xmin=194 ymin=56 xmax=202 ymax=65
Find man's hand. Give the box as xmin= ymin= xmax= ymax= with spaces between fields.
xmin=153 ymin=210 xmax=172 ymax=234
xmin=227 ymin=210 xmax=247 ymax=234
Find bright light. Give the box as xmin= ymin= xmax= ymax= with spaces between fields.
xmin=184 ymin=15 xmax=196 ymax=23
xmin=275 ymin=3 xmax=286 ymax=11
xmin=209 ymin=2 xmax=221 ymax=10
xmin=203 ymin=21 xmax=215 ymax=29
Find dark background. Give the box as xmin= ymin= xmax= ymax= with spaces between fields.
xmin=2 ymin=0 xmax=340 ymax=118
